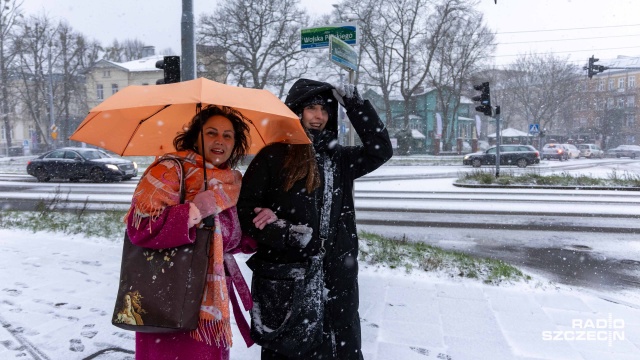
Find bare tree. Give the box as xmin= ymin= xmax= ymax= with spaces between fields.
xmin=500 ymin=53 xmax=580 ymax=134
xmin=13 ymin=13 xmax=58 ymax=149
xmin=0 ymin=0 xmax=22 ymax=153
xmin=55 ymin=22 xmax=101 ymax=145
xmin=337 ymin=0 xmax=400 ymax=129
xmin=336 ymin=0 xmax=475 ymax=154
xmin=198 ymin=0 xmax=309 ymax=95
xmin=103 ymin=38 xmax=149 ymax=62
xmin=430 ymin=8 xmax=494 ymax=150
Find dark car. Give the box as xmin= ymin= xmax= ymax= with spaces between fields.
xmin=605 ymin=145 xmax=640 ymax=159
xmin=27 ymin=147 xmax=138 ymax=182
xmin=463 ymin=145 xmax=540 ymax=168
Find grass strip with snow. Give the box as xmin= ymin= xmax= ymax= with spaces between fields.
xmin=359 ymin=231 xmax=532 ymax=285
xmin=1 ymin=209 xmax=534 ymax=286
xmin=457 ymin=168 xmax=640 ymax=187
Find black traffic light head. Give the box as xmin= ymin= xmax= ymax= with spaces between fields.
xmin=472 ymin=82 xmax=492 ymax=116
xmin=585 ymin=55 xmax=599 ymax=79
xmin=155 ymin=56 xmax=181 ymax=84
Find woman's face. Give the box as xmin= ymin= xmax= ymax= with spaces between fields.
xmin=197 ymin=115 xmax=235 ymax=166
xmin=301 ymin=104 xmax=329 ymax=131
xmin=124 ymin=294 xmax=131 ymax=308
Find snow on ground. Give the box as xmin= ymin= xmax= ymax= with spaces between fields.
xmin=2 ymin=228 xmax=639 ymax=360
xmin=2 ymin=157 xmax=640 ymax=359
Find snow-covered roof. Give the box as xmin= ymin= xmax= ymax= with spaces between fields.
xmin=118 ymin=55 xmax=165 ymax=72
xmin=459 ymin=96 xmax=474 ymax=104
xmin=597 ymin=55 xmax=640 ymax=75
xmin=487 ymin=127 xmax=531 ymax=137
xmin=393 ymin=114 xmax=423 ymax=120
xmin=411 ymin=129 xmax=426 ymax=139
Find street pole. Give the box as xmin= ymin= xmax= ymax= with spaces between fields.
xmin=47 ymin=45 xmax=55 ymax=148
xmin=347 ymin=69 xmax=355 ymax=146
xmin=495 ymin=106 xmax=501 ymax=178
xmin=181 ymin=0 xmax=196 ymax=81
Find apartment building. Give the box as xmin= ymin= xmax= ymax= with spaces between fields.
xmin=574 ymin=55 xmax=640 ymax=149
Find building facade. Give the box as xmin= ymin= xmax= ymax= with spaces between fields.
xmin=572 ymin=56 xmax=640 ymax=149
xmin=364 ymin=87 xmax=475 ymax=154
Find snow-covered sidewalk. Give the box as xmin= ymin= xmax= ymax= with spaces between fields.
xmin=1 ymin=229 xmax=639 ymax=360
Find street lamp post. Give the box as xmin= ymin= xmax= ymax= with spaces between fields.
xmin=47 ymin=42 xmax=55 ymax=148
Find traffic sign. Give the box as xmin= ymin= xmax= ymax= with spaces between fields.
xmin=529 ymin=124 xmax=540 ymax=134
xmin=301 ymin=22 xmax=357 ymax=49
xmin=329 ymin=35 xmax=358 ymax=71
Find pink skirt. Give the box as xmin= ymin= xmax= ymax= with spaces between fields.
xmin=136 ymin=331 xmax=229 ymax=360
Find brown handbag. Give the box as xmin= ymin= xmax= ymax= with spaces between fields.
xmin=111 ymin=158 xmax=212 ymax=333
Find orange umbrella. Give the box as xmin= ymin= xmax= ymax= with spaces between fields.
xmin=70 ymin=78 xmax=309 ymax=156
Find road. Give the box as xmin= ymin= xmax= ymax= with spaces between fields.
xmin=1 ymin=159 xmax=639 ymax=295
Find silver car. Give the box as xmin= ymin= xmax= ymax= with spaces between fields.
xmin=577 ymin=144 xmax=604 ymax=159
xmin=606 ymin=145 xmax=640 ymax=159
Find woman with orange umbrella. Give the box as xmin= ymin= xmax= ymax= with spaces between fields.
xmin=125 ymin=105 xmax=256 ymax=360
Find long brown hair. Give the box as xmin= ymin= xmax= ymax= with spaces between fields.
xmin=282 ymin=138 xmax=320 ymax=193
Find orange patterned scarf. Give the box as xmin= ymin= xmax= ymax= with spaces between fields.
xmin=131 ymin=150 xmax=240 ymax=347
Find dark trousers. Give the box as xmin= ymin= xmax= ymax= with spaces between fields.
xmin=261 ymin=314 xmax=363 ymax=360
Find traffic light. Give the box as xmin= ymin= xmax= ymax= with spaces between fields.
xmin=155 ymin=56 xmax=181 ymax=84
xmin=585 ymin=55 xmax=599 ymax=79
xmin=472 ymin=82 xmax=492 ymax=116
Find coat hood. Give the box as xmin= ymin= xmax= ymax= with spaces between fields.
xmin=285 ymin=79 xmax=339 ymax=135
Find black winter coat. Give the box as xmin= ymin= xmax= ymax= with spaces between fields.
xmin=237 ymin=81 xmax=392 ymax=333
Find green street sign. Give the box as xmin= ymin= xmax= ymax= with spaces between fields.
xmin=329 ymin=35 xmax=358 ymax=72
xmin=301 ymin=22 xmax=357 ymax=49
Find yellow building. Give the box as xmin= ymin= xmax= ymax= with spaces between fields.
xmin=575 ymin=55 xmax=640 ymax=149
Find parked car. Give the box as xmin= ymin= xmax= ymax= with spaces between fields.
xmin=542 ymin=143 xmax=569 ymax=161
xmin=463 ymin=145 xmax=540 ymax=168
xmin=605 ymin=145 xmax=640 ymax=159
xmin=26 ymin=147 xmax=138 ymax=182
xmin=561 ymin=144 xmax=581 ymax=159
xmin=577 ymin=144 xmax=604 ymax=158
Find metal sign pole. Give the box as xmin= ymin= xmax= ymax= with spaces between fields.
xmin=495 ymin=106 xmax=501 ymax=178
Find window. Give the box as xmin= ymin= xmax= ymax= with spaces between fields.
xmin=45 ymin=150 xmax=65 ymax=159
xmin=103 ymin=70 xmax=111 ymax=78
xmin=617 ymin=98 xmax=625 ymax=108
xmin=597 ymin=80 xmax=604 ymax=91
xmin=607 ymin=98 xmax=614 ymax=109
xmin=609 ymin=79 xmax=615 ymax=90
xmin=627 ymin=96 xmax=635 ymax=108
xmin=618 ymin=77 xmax=625 ymax=89
xmin=1 ymin=125 xmax=15 ymax=141
xmin=64 ymin=151 xmax=81 ymax=160
xmin=96 ymin=84 xmax=104 ymax=100
xmin=626 ymin=113 xmax=635 ymax=127
xmin=112 ymin=84 xmax=119 ymax=94
xmin=630 ymin=76 xmax=636 ymax=88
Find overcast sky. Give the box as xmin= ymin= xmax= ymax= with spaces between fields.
xmin=20 ymin=0 xmax=640 ymax=70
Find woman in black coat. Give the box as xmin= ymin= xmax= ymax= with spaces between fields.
xmin=237 ymin=78 xmax=392 ymax=359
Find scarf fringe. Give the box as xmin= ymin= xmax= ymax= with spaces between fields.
xmin=190 ymin=319 xmax=233 ymax=348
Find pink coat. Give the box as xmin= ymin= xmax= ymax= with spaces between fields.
xmin=127 ymin=205 xmax=256 ymax=360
